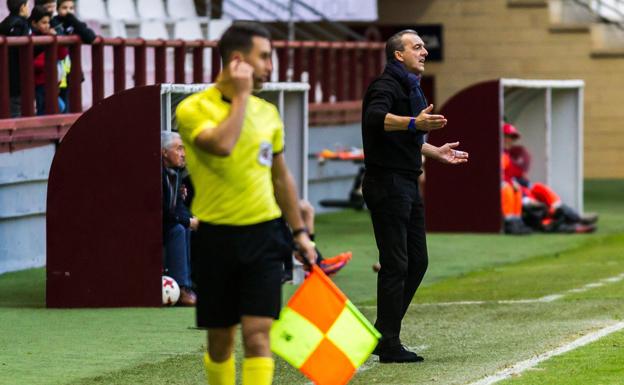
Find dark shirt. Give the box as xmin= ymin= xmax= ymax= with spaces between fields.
xmin=362 ymin=70 xmax=428 ymax=177
xmin=0 ymin=14 xmax=30 ymax=97
xmin=162 ymin=166 xmax=192 ymax=235
xmin=51 ymin=13 xmax=96 ymax=43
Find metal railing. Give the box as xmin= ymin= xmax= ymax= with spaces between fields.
xmin=0 ymin=35 xmax=384 ymax=149
xmin=0 ymin=35 xmax=226 ymax=118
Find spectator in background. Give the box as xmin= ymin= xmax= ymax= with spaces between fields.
xmin=51 ymin=0 xmax=96 ymax=111
xmin=0 ymin=0 xmax=31 ymax=117
xmin=51 ymin=0 xmax=95 ymax=43
xmin=30 ymin=5 xmax=68 ymax=115
xmin=280 ymin=200 xmax=352 ymax=283
xmin=162 ymin=131 xmax=198 ymax=307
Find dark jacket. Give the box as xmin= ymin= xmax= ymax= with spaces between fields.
xmin=0 ymin=14 xmax=30 ymax=97
xmin=362 ymin=70 xmax=428 ymax=176
xmin=51 ymin=13 xmax=96 ymax=43
xmin=162 ymin=166 xmax=192 ymax=235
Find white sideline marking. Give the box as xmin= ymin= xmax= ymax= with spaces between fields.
xmin=359 ymin=272 xmax=624 ymax=310
xmin=467 ymin=321 xmax=624 ymax=385
xmin=602 ymin=275 xmax=624 ymax=283
xmin=311 ymin=272 xmax=624 ymax=385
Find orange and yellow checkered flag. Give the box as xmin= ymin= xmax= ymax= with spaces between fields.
xmin=270 ymin=265 xmax=380 ymax=385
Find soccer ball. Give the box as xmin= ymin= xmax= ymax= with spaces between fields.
xmin=162 ymin=275 xmax=180 ymax=306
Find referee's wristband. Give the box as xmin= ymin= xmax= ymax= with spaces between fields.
xmin=292 ymin=227 xmax=309 ymax=237
xmin=407 ymin=117 xmax=417 ymax=133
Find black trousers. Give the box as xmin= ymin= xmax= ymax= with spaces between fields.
xmin=362 ymin=171 xmax=428 ymax=347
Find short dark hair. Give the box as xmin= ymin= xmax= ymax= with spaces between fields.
xmin=57 ymin=0 xmax=73 ymax=8
xmin=7 ymin=0 xmax=27 ymax=14
xmin=217 ymin=22 xmax=271 ymax=65
xmin=35 ymin=0 xmax=56 ymax=5
xmin=29 ymin=5 xmax=51 ymax=23
xmin=385 ymin=29 xmax=419 ymax=61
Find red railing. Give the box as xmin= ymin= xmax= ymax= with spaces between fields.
xmin=273 ymin=41 xmax=385 ymax=103
xmin=0 ymin=113 xmax=79 ymax=152
xmin=0 ymin=36 xmax=384 ymax=151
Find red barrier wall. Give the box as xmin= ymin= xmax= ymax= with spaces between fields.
xmin=47 ymin=85 xmax=163 ymax=307
xmin=425 ymin=80 xmax=502 ymax=233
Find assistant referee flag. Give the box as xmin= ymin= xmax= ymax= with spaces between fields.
xmin=270 ymin=265 xmax=380 ymax=385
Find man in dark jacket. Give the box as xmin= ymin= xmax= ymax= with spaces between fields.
xmin=162 ymin=131 xmax=199 ymax=306
xmin=0 ymin=0 xmax=31 ymax=117
xmin=362 ymin=29 xmax=468 ymax=363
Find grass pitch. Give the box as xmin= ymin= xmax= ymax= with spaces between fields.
xmin=0 ymin=180 xmax=623 ymax=385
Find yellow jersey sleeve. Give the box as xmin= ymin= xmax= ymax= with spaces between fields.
xmin=176 ymin=96 xmax=219 ymax=143
xmin=272 ymin=107 xmax=285 ymax=154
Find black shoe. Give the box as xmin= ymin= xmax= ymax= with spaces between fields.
xmin=375 ymin=344 xmax=424 ymax=363
xmin=555 ymin=223 xmax=597 ymax=234
xmin=580 ymin=212 xmax=599 ymax=225
xmin=504 ymin=218 xmax=533 ymax=235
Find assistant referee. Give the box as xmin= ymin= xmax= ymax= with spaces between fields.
xmin=176 ymin=22 xmax=316 ymax=385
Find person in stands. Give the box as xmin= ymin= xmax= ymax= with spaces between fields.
xmin=0 ymin=0 xmax=32 ymax=117
xmin=30 ymin=5 xmax=68 ymax=115
xmin=51 ymin=0 xmax=96 ymax=111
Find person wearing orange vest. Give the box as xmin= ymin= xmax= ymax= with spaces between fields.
xmin=500 ymin=149 xmax=531 ymax=234
xmin=502 ymin=123 xmax=597 ymax=233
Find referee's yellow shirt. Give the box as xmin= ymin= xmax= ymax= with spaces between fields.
xmin=176 ymin=86 xmax=284 ymax=226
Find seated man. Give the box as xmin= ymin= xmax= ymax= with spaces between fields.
xmin=161 ymin=131 xmax=198 ymax=306
xmin=502 ymin=123 xmax=597 ymax=233
xmin=280 ymin=200 xmax=352 ymax=283
xmin=500 ymin=178 xmax=532 ymax=235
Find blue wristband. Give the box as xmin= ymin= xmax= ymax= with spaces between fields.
xmin=407 ymin=117 xmax=417 ymax=133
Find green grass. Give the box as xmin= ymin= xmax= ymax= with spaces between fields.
xmin=414 ymin=234 xmax=624 ymax=303
xmin=0 ymin=180 xmax=623 ymax=385
xmin=313 ymin=180 xmax=624 ymax=305
xmin=502 ymin=329 xmax=624 ymax=385
xmin=61 ymin=300 xmax=622 ymax=385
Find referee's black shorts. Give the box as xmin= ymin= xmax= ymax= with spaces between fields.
xmin=191 ymin=218 xmax=292 ymax=329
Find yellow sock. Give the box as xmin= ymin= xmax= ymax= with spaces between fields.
xmin=203 ymin=352 xmax=235 ymax=385
xmin=242 ymin=357 xmax=274 ymax=385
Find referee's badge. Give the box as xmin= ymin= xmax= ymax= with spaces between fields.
xmin=258 ymin=141 xmax=273 ymax=167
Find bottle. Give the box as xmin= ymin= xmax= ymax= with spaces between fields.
xmin=292 ymin=256 xmax=305 ymax=285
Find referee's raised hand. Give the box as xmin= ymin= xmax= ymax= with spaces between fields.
xmin=229 ymin=57 xmax=253 ymax=96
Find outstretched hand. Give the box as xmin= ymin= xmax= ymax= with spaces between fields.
xmin=415 ymin=104 xmax=447 ymax=131
xmin=437 ymin=142 xmax=469 ymax=165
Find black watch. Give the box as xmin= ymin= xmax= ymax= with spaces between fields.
xmin=292 ymin=227 xmax=309 ymax=237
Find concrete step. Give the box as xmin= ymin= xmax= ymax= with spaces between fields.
xmin=507 ymin=0 xmax=547 ymax=8
xmin=590 ymin=23 xmax=624 ymax=57
xmin=548 ymin=0 xmax=597 ymax=32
